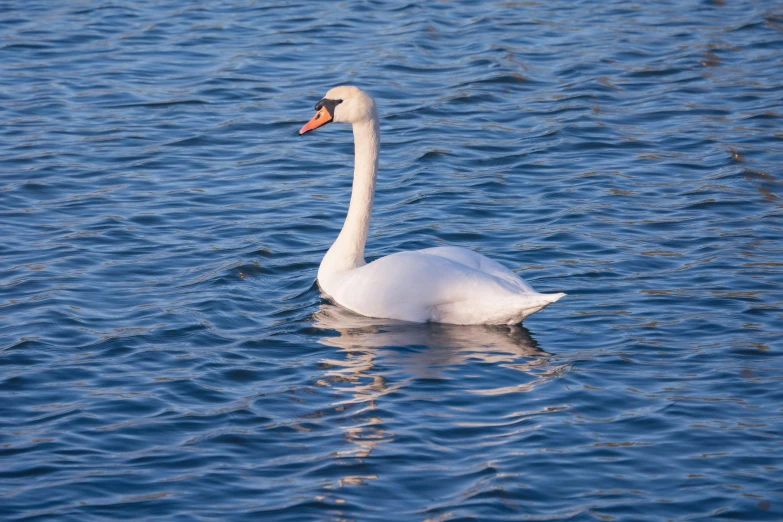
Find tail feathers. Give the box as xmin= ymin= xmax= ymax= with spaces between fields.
xmin=523 ymin=291 xmax=565 ymax=311
xmin=512 ymin=292 xmax=566 ymax=324
xmin=539 ymin=292 xmax=566 ymax=305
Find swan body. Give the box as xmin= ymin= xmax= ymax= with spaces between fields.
xmin=300 ymin=86 xmax=564 ymax=325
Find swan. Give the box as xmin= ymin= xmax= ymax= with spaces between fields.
xmin=299 ymin=85 xmax=565 ymax=325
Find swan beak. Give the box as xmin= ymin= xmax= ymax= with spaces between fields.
xmin=299 ymin=107 xmax=333 ymax=135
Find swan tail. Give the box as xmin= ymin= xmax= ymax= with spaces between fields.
xmin=510 ymin=292 xmax=566 ymax=324
xmin=539 ymin=292 xmax=566 ymax=305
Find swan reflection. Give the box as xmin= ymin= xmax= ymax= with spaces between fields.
xmin=309 ymin=302 xmax=564 ymax=470
xmin=312 ymin=302 xmax=560 ymax=406
xmin=313 ymin=301 xmax=551 ymax=372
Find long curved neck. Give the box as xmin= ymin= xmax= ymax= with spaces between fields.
xmin=320 ymin=118 xmax=380 ymax=275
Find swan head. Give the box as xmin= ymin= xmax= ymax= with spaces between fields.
xmin=299 ymin=85 xmax=376 ymax=135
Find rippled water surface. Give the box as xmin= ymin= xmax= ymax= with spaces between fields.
xmin=2 ymin=0 xmax=783 ymax=520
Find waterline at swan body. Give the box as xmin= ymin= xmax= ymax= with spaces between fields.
xmin=300 ymin=86 xmax=565 ymax=325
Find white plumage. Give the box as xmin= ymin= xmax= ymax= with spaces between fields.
xmin=300 ymin=86 xmax=564 ymax=325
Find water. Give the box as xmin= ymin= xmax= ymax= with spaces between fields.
xmin=2 ymin=0 xmax=782 ymax=520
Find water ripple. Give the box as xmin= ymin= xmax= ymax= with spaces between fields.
xmin=2 ymin=0 xmax=783 ymax=520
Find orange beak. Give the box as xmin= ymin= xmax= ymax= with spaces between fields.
xmin=299 ymin=106 xmax=334 ymax=135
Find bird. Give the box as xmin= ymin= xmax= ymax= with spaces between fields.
xmin=299 ymin=85 xmax=564 ymax=325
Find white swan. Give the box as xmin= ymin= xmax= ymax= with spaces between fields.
xmin=299 ymin=86 xmax=564 ymax=325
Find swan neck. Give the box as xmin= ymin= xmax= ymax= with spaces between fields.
xmin=322 ymin=118 xmax=379 ymax=273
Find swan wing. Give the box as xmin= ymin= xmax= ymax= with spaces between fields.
xmin=416 ymin=246 xmax=537 ymax=294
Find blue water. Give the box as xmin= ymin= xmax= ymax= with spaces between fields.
xmin=2 ymin=0 xmax=783 ymax=520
